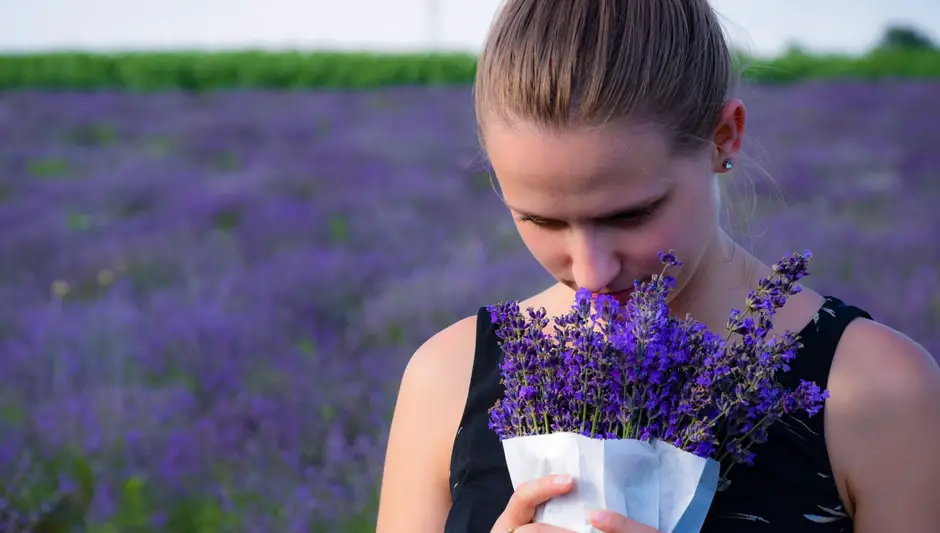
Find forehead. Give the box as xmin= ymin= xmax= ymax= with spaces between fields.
xmin=483 ymin=119 xmax=678 ymax=215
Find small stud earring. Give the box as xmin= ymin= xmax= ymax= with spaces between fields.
xmin=722 ymin=159 xmax=734 ymax=170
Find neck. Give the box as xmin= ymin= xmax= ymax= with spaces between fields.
xmin=667 ymin=230 xmax=765 ymax=333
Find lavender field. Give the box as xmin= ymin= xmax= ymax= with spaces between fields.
xmin=0 ymin=81 xmax=938 ymax=531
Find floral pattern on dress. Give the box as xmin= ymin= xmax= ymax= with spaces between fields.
xmin=711 ymin=297 xmax=857 ymax=531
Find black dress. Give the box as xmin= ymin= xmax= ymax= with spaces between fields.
xmin=444 ymin=296 xmax=871 ymax=533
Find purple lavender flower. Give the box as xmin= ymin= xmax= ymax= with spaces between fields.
xmin=488 ymin=249 xmax=828 ymax=479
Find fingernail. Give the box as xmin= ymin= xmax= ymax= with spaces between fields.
xmin=553 ymin=474 xmax=572 ymax=484
xmin=590 ymin=510 xmax=611 ymax=527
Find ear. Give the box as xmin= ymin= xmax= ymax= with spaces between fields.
xmin=712 ymin=99 xmax=746 ymax=173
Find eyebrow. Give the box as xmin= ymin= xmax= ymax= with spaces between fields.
xmin=507 ymin=191 xmax=669 ymax=221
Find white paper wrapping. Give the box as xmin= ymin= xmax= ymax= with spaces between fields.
xmin=502 ymin=432 xmax=719 ymax=533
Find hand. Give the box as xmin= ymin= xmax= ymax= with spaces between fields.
xmin=587 ymin=509 xmax=659 ymax=533
xmin=490 ymin=473 xmax=574 ymax=533
xmin=489 ymin=473 xmax=659 ymax=533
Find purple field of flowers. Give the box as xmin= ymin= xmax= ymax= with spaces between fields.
xmin=0 ymin=81 xmax=937 ymax=531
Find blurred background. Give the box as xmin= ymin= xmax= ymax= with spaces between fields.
xmin=2 ymin=0 xmax=940 ymax=55
xmin=0 ymin=1 xmax=937 ymax=532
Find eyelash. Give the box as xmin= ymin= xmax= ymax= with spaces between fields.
xmin=519 ymin=209 xmax=655 ymax=228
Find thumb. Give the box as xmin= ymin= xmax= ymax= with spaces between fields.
xmin=590 ymin=509 xmax=659 ymax=533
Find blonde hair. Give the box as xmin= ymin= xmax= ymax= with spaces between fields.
xmin=474 ymin=0 xmax=739 ymax=155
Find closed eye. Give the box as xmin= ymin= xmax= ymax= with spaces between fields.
xmin=517 ymin=215 xmax=562 ymax=228
xmin=517 ymin=203 xmax=659 ymax=229
xmin=605 ymin=207 xmax=656 ymax=226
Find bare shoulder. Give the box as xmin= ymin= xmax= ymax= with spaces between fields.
xmin=404 ymin=313 xmax=481 ymax=405
xmin=376 ymin=284 xmax=564 ymax=532
xmin=831 ymin=318 xmax=939 ymax=397
xmin=392 ymin=282 xmax=563 ymax=421
xmin=375 ymin=312 xmax=481 ymax=533
xmin=825 ymin=317 xmax=940 ymax=530
xmin=396 ymin=312 xmax=483 ymax=440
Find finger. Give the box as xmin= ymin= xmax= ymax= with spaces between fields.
xmin=589 ymin=509 xmax=659 ymax=533
xmin=490 ymin=474 xmax=574 ymax=532
xmin=516 ymin=523 xmax=579 ymax=533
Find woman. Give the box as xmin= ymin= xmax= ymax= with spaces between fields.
xmin=375 ymin=0 xmax=940 ymax=532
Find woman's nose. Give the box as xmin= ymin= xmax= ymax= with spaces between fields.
xmin=569 ymin=234 xmax=620 ymax=293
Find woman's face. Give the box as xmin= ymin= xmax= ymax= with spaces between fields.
xmin=482 ymin=111 xmax=743 ymax=304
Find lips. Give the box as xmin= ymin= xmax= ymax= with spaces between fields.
xmin=591 ymin=289 xmax=631 ymax=303
xmin=591 ymin=277 xmax=653 ymax=304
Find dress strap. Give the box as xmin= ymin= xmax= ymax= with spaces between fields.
xmin=786 ymin=296 xmax=873 ymax=390
xmin=449 ymin=307 xmax=503 ymax=498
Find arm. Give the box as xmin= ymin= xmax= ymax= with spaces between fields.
xmin=375 ymin=316 xmax=478 ymax=533
xmin=826 ymin=319 xmax=940 ymax=532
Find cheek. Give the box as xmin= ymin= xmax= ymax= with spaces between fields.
xmin=661 ymin=195 xmax=720 ymax=284
xmin=620 ymin=199 xmax=716 ymax=269
xmin=616 ymin=218 xmax=685 ymax=272
xmin=514 ymin=223 xmax=559 ymax=263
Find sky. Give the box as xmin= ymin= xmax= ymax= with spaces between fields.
xmin=1 ymin=0 xmax=939 ymax=56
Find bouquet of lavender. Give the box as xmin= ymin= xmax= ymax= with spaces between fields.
xmin=488 ymin=251 xmax=828 ymax=533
